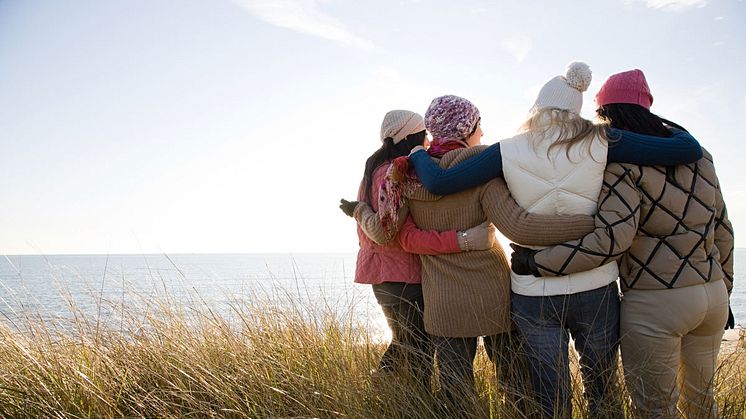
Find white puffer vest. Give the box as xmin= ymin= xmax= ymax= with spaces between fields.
xmin=501 ymin=126 xmax=619 ymax=296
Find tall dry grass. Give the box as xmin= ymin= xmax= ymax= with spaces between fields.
xmin=0 ymin=289 xmax=743 ymax=418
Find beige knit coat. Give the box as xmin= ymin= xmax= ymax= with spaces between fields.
xmin=356 ymin=145 xmax=596 ymax=337
xmin=532 ymin=149 xmax=734 ymax=294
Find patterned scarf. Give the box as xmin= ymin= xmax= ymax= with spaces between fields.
xmin=377 ymin=138 xmax=469 ymax=240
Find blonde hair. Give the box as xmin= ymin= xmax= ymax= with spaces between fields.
xmin=519 ymin=107 xmax=609 ymax=161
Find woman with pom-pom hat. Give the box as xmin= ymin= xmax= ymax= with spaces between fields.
xmin=406 ymin=62 xmax=703 ymax=418
xmin=500 ymin=62 xmax=623 ymax=418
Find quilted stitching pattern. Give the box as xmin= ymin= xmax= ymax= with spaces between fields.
xmin=501 ymin=129 xmax=608 ymax=216
xmin=534 ymin=150 xmax=734 ymax=292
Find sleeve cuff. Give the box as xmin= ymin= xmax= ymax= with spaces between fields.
xmin=352 ymin=202 xmax=369 ymax=223
xmin=528 ymin=252 xmax=542 ymax=277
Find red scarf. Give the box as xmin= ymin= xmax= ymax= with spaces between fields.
xmin=377 ymin=139 xmax=468 ymax=240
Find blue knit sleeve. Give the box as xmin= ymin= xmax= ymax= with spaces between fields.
xmin=606 ymin=128 xmax=702 ymax=165
xmin=409 ymin=143 xmax=503 ymax=195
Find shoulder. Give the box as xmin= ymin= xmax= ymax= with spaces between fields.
xmin=700 ymin=147 xmax=713 ymax=163
xmin=605 ymin=161 xmax=641 ymax=179
xmin=440 ymin=145 xmax=490 ymax=167
xmin=499 ymin=132 xmax=529 ymax=146
xmin=372 ymin=163 xmax=391 ymax=182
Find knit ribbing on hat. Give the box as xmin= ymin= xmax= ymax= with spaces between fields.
xmin=595 ymin=69 xmax=654 ymax=110
xmin=380 ymin=110 xmax=426 ymax=144
xmin=424 ymin=95 xmax=480 ymax=141
xmin=531 ymin=62 xmax=592 ymax=115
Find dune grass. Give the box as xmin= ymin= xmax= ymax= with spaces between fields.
xmin=0 ymin=290 xmax=743 ymax=418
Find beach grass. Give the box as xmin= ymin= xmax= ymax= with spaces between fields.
xmin=0 ymin=292 xmax=743 ymax=418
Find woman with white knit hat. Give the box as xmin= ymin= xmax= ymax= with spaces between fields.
xmin=406 ymin=63 xmax=703 ymax=418
xmin=494 ymin=63 xmax=623 ymax=418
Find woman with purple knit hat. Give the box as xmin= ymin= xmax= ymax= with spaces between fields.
xmin=346 ymin=95 xmax=599 ymax=413
xmin=511 ymin=69 xmax=734 ymax=418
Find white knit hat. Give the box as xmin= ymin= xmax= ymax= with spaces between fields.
xmin=532 ymin=62 xmax=592 ymax=114
xmin=380 ymin=110 xmax=426 ymax=144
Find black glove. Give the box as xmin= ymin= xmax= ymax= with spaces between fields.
xmin=510 ymin=243 xmax=538 ymax=276
xmin=725 ymin=305 xmax=735 ymax=330
xmin=339 ymin=199 xmax=359 ymax=217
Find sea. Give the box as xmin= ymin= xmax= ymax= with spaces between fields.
xmin=1 ymin=251 xmax=744 ymax=338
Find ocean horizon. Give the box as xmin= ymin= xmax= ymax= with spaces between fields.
xmin=2 ymin=251 xmax=744 ymax=335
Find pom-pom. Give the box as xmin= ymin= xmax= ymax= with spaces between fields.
xmin=565 ymin=62 xmax=592 ymax=92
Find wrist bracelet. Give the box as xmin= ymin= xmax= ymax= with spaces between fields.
xmin=461 ymin=231 xmax=470 ymax=251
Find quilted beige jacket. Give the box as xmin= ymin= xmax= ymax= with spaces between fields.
xmin=532 ymin=148 xmax=734 ymax=293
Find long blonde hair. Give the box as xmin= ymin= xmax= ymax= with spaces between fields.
xmin=519 ymin=107 xmax=609 ymax=161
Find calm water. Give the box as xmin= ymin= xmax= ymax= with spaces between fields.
xmin=0 ymin=253 xmax=388 ymax=337
xmin=1 ymin=251 xmax=744 ymax=333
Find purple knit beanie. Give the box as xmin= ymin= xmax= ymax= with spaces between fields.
xmin=424 ymin=95 xmax=480 ymax=141
xmin=595 ymin=69 xmax=654 ymax=110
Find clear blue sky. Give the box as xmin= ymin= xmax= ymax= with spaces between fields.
xmin=1 ymin=0 xmax=744 ymax=254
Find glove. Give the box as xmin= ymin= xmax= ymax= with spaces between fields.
xmin=725 ymin=305 xmax=735 ymax=330
xmin=510 ymin=243 xmax=538 ymax=276
xmin=457 ymin=222 xmax=496 ymax=251
xmin=339 ymin=199 xmax=359 ymax=217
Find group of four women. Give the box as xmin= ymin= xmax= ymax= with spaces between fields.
xmin=340 ymin=63 xmax=734 ymax=418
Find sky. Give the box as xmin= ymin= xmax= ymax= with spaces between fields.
xmin=0 ymin=0 xmax=744 ymax=255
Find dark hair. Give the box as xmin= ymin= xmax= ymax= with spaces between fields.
xmin=361 ymin=130 xmax=427 ymax=204
xmin=596 ymin=103 xmax=689 ymax=137
xmin=597 ymin=103 xmax=690 ymax=186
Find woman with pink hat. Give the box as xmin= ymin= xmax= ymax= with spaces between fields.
xmin=511 ymin=69 xmax=734 ymax=418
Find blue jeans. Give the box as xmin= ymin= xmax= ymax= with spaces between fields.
xmin=511 ymin=282 xmax=621 ymax=419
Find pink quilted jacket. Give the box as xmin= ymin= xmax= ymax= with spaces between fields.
xmin=354 ymin=164 xmax=460 ymax=285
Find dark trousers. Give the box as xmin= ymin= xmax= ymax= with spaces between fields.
xmin=511 ymin=282 xmax=622 ymax=419
xmin=373 ymin=282 xmax=434 ymax=389
xmin=433 ymin=332 xmax=528 ymax=411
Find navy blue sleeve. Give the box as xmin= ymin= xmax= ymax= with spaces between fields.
xmin=606 ymin=128 xmax=703 ymax=165
xmin=409 ymin=143 xmax=503 ymax=195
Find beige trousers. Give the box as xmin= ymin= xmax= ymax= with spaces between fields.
xmin=620 ymin=280 xmax=728 ymax=419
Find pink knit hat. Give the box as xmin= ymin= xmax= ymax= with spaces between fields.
xmin=424 ymin=95 xmax=480 ymax=141
xmin=595 ymin=69 xmax=654 ymax=109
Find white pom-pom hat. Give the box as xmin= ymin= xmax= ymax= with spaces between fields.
xmin=531 ymin=61 xmax=592 ymax=114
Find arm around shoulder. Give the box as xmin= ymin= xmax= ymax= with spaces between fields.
xmin=607 ymin=128 xmax=703 ymax=166
xmin=410 ymin=143 xmax=503 ymax=195
xmin=532 ymin=163 xmax=642 ymax=276
xmin=353 ymin=202 xmax=409 ymax=245
xmin=480 ymin=178 xmax=595 ymax=246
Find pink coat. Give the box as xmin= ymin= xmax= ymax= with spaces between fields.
xmin=354 ymin=164 xmax=460 ymax=285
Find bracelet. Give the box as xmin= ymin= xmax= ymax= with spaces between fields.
xmin=461 ymin=231 xmax=470 ymax=251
